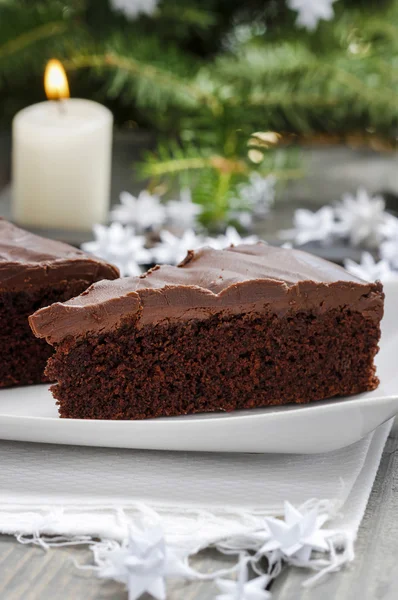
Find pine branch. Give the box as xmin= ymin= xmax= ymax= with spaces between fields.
xmin=141 ymin=138 xmax=302 ymax=226
xmin=0 ymin=21 xmax=68 ymax=60
xmin=328 ymin=62 xmax=398 ymax=112
xmin=64 ymin=48 xmax=221 ymax=113
xmin=0 ymin=1 xmax=85 ymax=91
xmin=141 ymin=141 xmax=248 ymax=180
xmin=238 ymin=92 xmax=339 ymax=108
xmin=144 ymin=141 xmax=302 ymax=177
xmin=142 ymin=155 xmax=214 ymax=177
xmin=157 ymin=5 xmax=216 ymax=29
xmin=204 ymin=38 xmax=398 ymax=136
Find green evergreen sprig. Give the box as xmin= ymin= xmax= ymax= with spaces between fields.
xmin=1 ymin=0 xmax=397 ymax=227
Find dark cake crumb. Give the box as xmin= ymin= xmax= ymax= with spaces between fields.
xmin=0 ymin=280 xmax=94 ymax=387
xmin=46 ymin=307 xmax=380 ymax=420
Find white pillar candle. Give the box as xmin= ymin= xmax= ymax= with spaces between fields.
xmin=12 ymin=98 xmax=113 ymax=231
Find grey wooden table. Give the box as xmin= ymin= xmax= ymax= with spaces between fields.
xmin=0 ymin=422 xmax=396 ymax=600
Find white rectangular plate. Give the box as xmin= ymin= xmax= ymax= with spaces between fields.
xmin=0 ymin=281 xmax=397 ymax=454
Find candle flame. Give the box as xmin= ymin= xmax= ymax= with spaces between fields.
xmin=44 ymin=59 xmax=70 ymax=100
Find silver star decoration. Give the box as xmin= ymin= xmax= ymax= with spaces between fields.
xmin=166 ymin=188 xmax=203 ymax=229
xmin=280 ymin=206 xmax=337 ymax=246
xmin=111 ymin=190 xmax=167 ymax=231
xmin=81 ymin=223 xmax=151 ymax=276
xmin=287 ymin=0 xmax=338 ymax=30
xmin=216 ymin=559 xmax=272 ymax=600
xmin=261 ymin=502 xmax=331 ymax=564
xmin=335 ymin=188 xmax=394 ymax=248
xmin=344 ymin=252 xmax=396 ymax=283
xmin=150 ymin=229 xmax=206 ymax=265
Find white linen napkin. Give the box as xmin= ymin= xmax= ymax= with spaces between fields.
xmin=0 ymin=418 xmax=391 ymax=587
xmin=0 ymin=421 xmax=390 ymax=518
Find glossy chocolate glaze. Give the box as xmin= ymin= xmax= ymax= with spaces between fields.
xmin=0 ymin=218 xmax=119 ymax=292
xmin=29 ymin=243 xmax=384 ymax=344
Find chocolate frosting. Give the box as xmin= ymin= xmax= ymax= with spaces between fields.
xmin=0 ymin=218 xmax=119 ymax=292
xmin=29 ymin=243 xmax=384 ymax=345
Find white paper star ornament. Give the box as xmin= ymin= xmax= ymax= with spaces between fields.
xmin=150 ymin=229 xmax=205 ymax=265
xmin=216 ymin=560 xmax=272 ymax=600
xmin=126 ymin=555 xmax=166 ymax=600
xmin=125 ymin=528 xmax=166 ymax=600
xmin=344 ymin=253 xmax=396 ymax=283
xmin=280 ymin=206 xmax=337 ymax=246
xmin=166 ymin=188 xmax=203 ymax=229
xmin=288 ymin=0 xmax=337 ymax=31
xmin=379 ymin=217 xmax=398 ymax=270
xmin=288 ymin=504 xmax=329 ymax=561
xmin=111 ymin=190 xmax=167 ymax=231
xmin=81 ymin=222 xmax=150 ymax=276
xmin=238 ymin=173 xmax=275 ymax=216
xmin=263 ymin=518 xmax=302 ymax=558
xmin=216 ymin=576 xmax=272 ymax=600
xmin=97 ymin=525 xmax=167 ymax=600
xmin=335 ymin=188 xmax=391 ymax=248
xmin=206 ymin=227 xmax=259 ymax=250
xmin=110 ymin=0 xmax=159 ymax=19
xmin=261 ymin=502 xmax=330 ymax=564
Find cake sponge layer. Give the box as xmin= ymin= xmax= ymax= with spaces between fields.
xmin=47 ymin=306 xmax=381 ymax=420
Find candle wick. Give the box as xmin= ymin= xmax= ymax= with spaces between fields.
xmin=56 ymin=98 xmax=67 ymax=115
xmin=52 ymin=93 xmax=67 ymax=115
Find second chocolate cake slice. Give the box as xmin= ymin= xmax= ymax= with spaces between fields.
xmin=0 ymin=219 xmax=119 ymax=387
xmin=30 ymin=243 xmax=384 ymax=419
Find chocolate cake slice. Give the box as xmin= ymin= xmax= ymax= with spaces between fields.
xmin=30 ymin=243 xmax=384 ymax=419
xmin=0 ymin=219 xmax=119 ymax=387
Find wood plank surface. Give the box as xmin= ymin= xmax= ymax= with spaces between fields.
xmin=271 ymin=427 xmax=398 ymax=600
